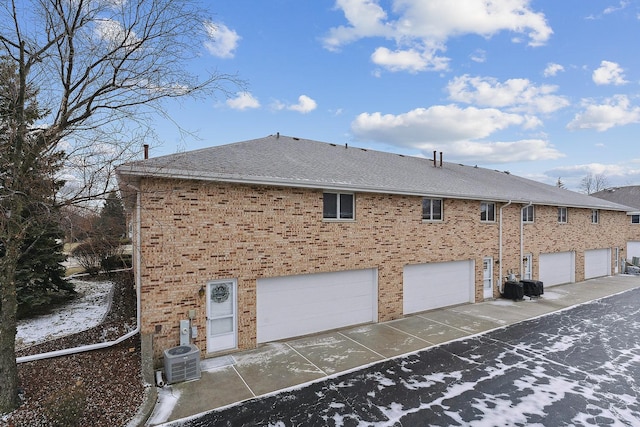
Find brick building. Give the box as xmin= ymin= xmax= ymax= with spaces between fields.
xmin=116 ymin=135 xmax=634 ymax=365
xmin=592 ymin=186 xmax=640 ymax=259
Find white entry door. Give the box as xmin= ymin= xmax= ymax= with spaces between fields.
xmin=523 ymin=254 xmax=532 ymax=280
xmin=206 ymin=279 xmax=237 ymax=353
xmin=483 ymin=257 xmax=493 ymax=299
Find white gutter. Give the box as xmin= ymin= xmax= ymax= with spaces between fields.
xmin=17 ymin=188 xmax=142 ymax=364
xmin=499 ymin=200 xmax=513 ymax=294
xmin=520 ymin=202 xmax=533 ymax=281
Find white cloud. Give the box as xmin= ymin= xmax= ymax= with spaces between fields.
xmin=592 ymin=60 xmax=627 ymax=85
xmin=351 ymin=105 xmax=525 ymax=144
xmin=94 ymin=18 xmax=139 ymax=49
xmin=546 ymin=163 xmax=638 ymax=182
xmin=445 ymin=139 xmax=563 ymax=163
xmin=323 ymin=0 xmax=392 ymax=51
xmin=270 ymin=95 xmax=317 ymax=113
xmin=543 ymin=162 xmax=640 ymax=190
xmin=567 ymin=95 xmax=640 ymax=131
xmin=470 ymin=49 xmax=486 ymax=63
xmin=349 ymin=104 xmax=562 ymax=163
xmin=371 ymin=46 xmax=449 ymax=73
xmin=204 ymin=21 xmax=241 ymax=58
xmin=604 ymin=1 xmax=629 ymax=14
xmin=288 ymin=95 xmax=317 ymax=113
xmin=226 ymin=92 xmax=260 ymax=110
xmin=323 ymin=0 xmax=552 ymax=73
xmin=446 ymin=75 xmax=570 ymax=114
xmin=543 ymin=63 xmax=564 ymax=77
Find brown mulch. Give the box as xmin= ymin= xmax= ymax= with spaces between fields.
xmin=2 ymin=272 xmax=146 ymax=427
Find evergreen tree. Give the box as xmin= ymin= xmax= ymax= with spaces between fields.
xmin=15 ymin=212 xmax=74 ymax=318
xmin=94 ymin=191 xmax=127 ymax=241
xmin=0 ymin=58 xmax=73 ymax=318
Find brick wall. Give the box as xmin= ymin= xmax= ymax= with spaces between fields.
xmin=134 ymin=178 xmax=629 ymax=363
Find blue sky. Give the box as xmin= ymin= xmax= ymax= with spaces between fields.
xmin=152 ymin=0 xmax=640 ymax=192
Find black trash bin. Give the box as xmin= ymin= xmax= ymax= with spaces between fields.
xmin=502 ymin=281 xmax=524 ymax=301
xmin=520 ymin=279 xmax=544 ymax=297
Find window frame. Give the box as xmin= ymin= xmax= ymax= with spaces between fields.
xmin=422 ymin=198 xmax=443 ymax=221
xmin=522 ymin=205 xmax=535 ymax=223
xmin=632 ymin=214 xmax=640 ymax=224
xmin=591 ymin=209 xmax=599 ymax=224
xmin=322 ymin=192 xmax=355 ymax=220
xmin=558 ymin=207 xmax=568 ymax=224
xmin=480 ymin=201 xmax=496 ymax=223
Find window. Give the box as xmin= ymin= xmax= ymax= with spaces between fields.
xmin=591 ymin=209 xmax=599 ymax=224
xmin=558 ymin=207 xmax=567 ymax=223
xmin=480 ymin=202 xmax=495 ymax=222
xmin=422 ymin=198 xmax=443 ymax=221
xmin=632 ymin=214 xmax=640 ymax=224
xmin=323 ymin=192 xmax=354 ymax=220
xmin=522 ymin=205 xmax=534 ymax=223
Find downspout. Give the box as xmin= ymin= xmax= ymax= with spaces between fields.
xmin=520 ymin=201 xmax=533 ymax=281
xmin=499 ymin=200 xmax=513 ymax=294
xmin=17 ymin=186 xmax=142 ymax=364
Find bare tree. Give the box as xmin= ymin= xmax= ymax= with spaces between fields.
xmin=580 ymin=173 xmax=610 ymax=195
xmin=556 ymin=177 xmax=565 ymax=189
xmin=0 ymin=0 xmax=241 ymax=412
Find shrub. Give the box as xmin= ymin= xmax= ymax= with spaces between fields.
xmin=71 ymin=238 xmax=121 ymax=275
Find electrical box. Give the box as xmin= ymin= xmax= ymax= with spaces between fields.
xmin=179 ymin=319 xmax=190 ymax=346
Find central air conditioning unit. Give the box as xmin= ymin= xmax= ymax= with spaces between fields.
xmin=163 ymin=344 xmax=201 ymax=384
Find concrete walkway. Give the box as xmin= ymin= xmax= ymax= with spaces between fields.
xmin=147 ymin=274 xmax=640 ymax=426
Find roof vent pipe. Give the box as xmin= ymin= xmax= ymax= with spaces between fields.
xmin=433 ymin=150 xmax=437 ymax=167
xmin=276 ymin=132 xmax=280 ymax=139
xmin=440 ymin=152 xmax=443 ymax=168
xmin=143 ymin=144 xmax=149 ymax=160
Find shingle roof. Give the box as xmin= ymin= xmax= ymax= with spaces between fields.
xmin=116 ymin=134 xmax=634 ymax=211
xmin=592 ymin=186 xmax=640 ymax=211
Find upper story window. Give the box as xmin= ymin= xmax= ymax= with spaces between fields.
xmin=558 ymin=207 xmax=568 ymax=223
xmin=632 ymin=214 xmax=640 ymax=224
xmin=323 ymin=192 xmax=354 ymax=220
xmin=422 ymin=198 xmax=443 ymax=221
xmin=480 ymin=202 xmax=495 ymax=222
xmin=591 ymin=209 xmax=599 ymax=224
xmin=522 ymin=205 xmax=535 ymax=223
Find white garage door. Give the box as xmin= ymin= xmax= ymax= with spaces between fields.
xmin=540 ymin=252 xmax=575 ymax=287
xmin=403 ymin=260 xmax=475 ymax=315
xmin=628 ymin=241 xmax=640 ymax=260
xmin=257 ymin=269 xmax=377 ymax=343
xmin=585 ymin=248 xmax=610 ymax=279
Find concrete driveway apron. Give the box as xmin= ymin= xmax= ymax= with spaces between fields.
xmin=149 ymin=275 xmax=640 ymax=426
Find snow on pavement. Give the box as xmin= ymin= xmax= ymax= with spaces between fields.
xmin=15 ymin=280 xmax=114 ymax=349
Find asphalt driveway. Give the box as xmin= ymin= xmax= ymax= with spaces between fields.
xmin=174 ymin=286 xmax=640 ymax=426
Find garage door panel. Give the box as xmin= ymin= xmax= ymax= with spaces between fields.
xmin=403 ymin=260 xmax=474 ymax=315
xmin=585 ymin=248 xmax=610 ymax=279
xmin=540 ymin=252 xmax=574 ymax=287
xmin=627 ymin=242 xmax=640 ymax=260
xmin=257 ymin=269 xmax=377 ymax=343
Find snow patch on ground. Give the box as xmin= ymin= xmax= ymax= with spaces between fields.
xmin=147 ymin=388 xmax=182 ymax=426
xmin=15 ymin=279 xmax=114 ymax=349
